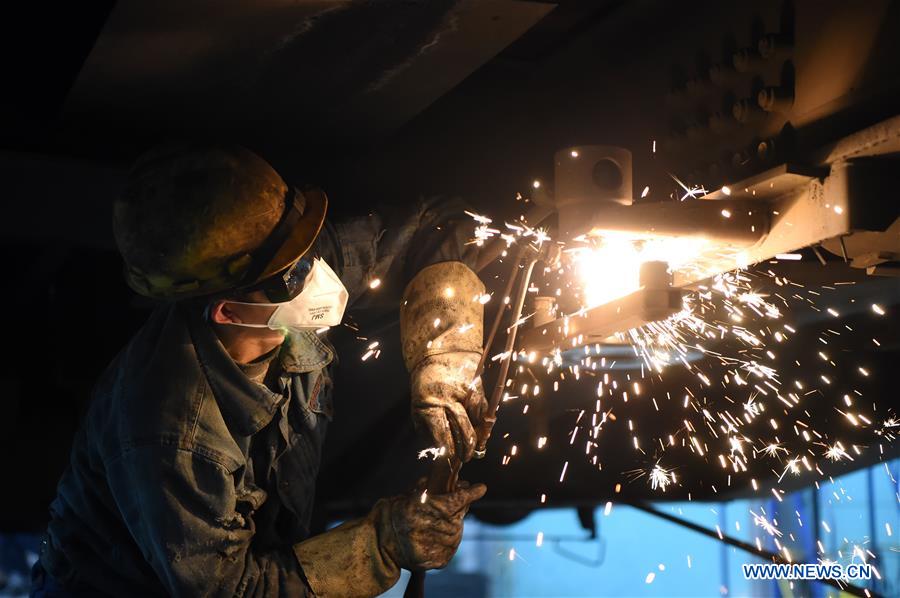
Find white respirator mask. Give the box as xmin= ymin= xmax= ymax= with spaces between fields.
xmin=225 ymin=258 xmax=349 ymax=331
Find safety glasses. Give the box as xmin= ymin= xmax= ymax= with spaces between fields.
xmin=250 ymin=256 xmax=314 ymax=303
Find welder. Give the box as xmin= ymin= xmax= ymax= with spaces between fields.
xmin=32 ymin=144 xmax=488 ymax=597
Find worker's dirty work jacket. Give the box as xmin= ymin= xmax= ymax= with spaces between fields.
xmin=42 ymin=198 xmax=476 ymax=597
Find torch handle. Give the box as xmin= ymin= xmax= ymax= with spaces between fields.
xmin=425 ymin=455 xmax=462 ymax=494
xmin=426 ymin=251 xmax=540 ymax=489
xmin=473 ymin=254 xmax=540 ymax=455
xmin=408 ymin=247 xmax=543 ymax=598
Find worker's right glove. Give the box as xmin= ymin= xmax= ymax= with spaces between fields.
xmin=385 ymin=479 xmax=487 ymax=571
xmin=294 ymin=481 xmax=487 ymax=597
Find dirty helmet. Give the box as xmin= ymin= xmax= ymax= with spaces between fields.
xmin=113 ymin=143 xmax=327 ymax=300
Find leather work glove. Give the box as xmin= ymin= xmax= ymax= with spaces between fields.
xmin=410 ymin=353 xmax=488 ymax=462
xmin=294 ymin=482 xmax=487 ymax=597
xmin=400 ymin=262 xmax=487 ymax=462
xmin=386 ymin=479 xmax=487 ymax=570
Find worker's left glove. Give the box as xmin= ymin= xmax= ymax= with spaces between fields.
xmin=409 ymin=353 xmax=488 ymax=462
xmin=400 ymin=262 xmax=487 ymax=463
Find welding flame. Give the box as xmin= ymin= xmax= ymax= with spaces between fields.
xmin=572 ymin=233 xmax=708 ymax=307
xmin=464 ymin=201 xmax=894 ymax=514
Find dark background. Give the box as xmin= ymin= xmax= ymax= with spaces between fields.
xmin=1 ymin=0 xmax=899 ymax=534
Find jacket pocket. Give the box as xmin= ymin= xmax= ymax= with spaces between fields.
xmin=231 ymin=468 xmax=267 ymax=526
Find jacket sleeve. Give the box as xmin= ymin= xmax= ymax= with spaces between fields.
xmin=313 ymin=196 xmax=480 ymax=311
xmin=106 ymin=444 xmax=314 ymax=597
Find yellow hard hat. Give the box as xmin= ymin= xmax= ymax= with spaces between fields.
xmin=113 ymin=143 xmax=327 ymax=300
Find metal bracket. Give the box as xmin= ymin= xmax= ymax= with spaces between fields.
xmin=519 ymin=286 xmax=683 ymax=352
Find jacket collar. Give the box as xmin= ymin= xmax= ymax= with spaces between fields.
xmin=183 ymin=304 xmax=333 ymax=437
xmin=280 ymin=329 xmax=335 ymax=374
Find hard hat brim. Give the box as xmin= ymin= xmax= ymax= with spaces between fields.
xmin=123 ymin=188 xmax=329 ymax=301
xmin=248 ymin=187 xmax=329 ymax=290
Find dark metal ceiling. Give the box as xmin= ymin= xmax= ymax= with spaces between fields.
xmin=58 ymin=1 xmax=558 ymax=156
xmin=2 ymin=1 xmax=645 ymax=161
